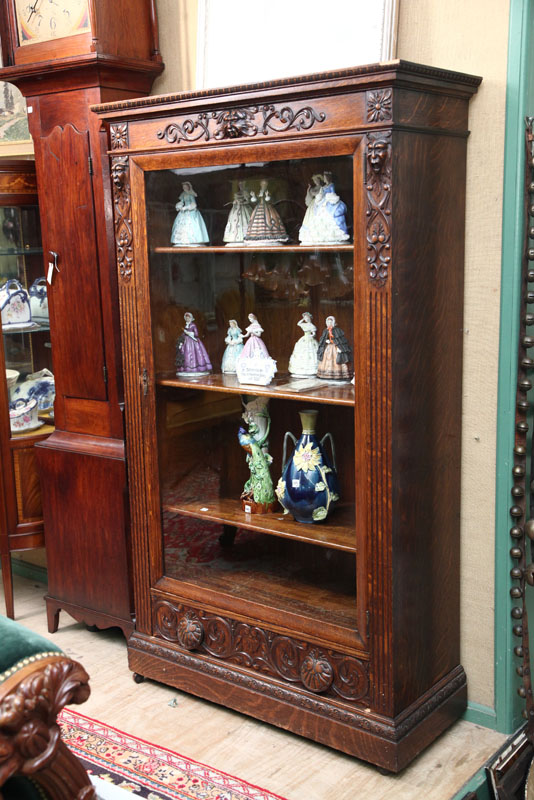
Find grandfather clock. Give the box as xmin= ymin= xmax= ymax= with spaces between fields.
xmin=0 ymin=0 xmax=163 ymax=634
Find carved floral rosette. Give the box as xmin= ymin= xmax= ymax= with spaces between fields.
xmin=154 ymin=600 xmax=369 ymax=703
xmin=365 ymin=131 xmax=392 ymax=287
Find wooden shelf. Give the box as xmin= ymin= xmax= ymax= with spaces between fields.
xmin=154 ymin=245 xmax=353 ymax=254
xmin=160 ymin=522 xmax=358 ymax=633
xmin=157 ymin=372 xmax=355 ymax=407
xmin=10 ymin=422 xmax=54 ymax=442
xmin=162 ymin=493 xmax=356 ymax=553
xmin=2 ymin=323 xmax=50 ymax=334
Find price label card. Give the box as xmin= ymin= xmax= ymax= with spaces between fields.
xmin=47 ymin=262 xmax=55 ymax=285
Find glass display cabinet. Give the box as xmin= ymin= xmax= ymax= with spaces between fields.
xmin=96 ymin=61 xmax=481 ymax=771
xmin=0 ymin=160 xmax=53 ymax=618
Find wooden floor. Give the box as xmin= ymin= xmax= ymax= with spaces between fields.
xmin=3 ymin=572 xmax=506 ymax=800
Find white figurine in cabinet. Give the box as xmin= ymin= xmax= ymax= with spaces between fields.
xmin=221 ymin=319 xmax=245 ymax=374
xmin=236 ymin=313 xmax=277 ymax=385
xmin=223 ymin=182 xmax=252 ymax=245
xmin=288 ymin=312 xmax=319 ymax=377
xmin=298 ymin=172 xmax=349 ymax=245
xmin=171 ymin=182 xmax=209 ymax=246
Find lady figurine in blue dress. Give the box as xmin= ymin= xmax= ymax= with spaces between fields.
xmin=221 ymin=319 xmax=244 ymax=374
xmin=321 ymin=171 xmax=349 ymax=241
xmin=171 ymin=182 xmax=209 ymax=246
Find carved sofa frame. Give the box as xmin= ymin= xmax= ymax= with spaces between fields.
xmin=0 ymin=616 xmax=95 ymax=800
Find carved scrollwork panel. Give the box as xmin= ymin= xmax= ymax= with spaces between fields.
xmin=365 ymin=131 xmax=392 ymax=287
xmin=152 ymin=599 xmax=369 ymax=701
xmin=110 ymin=155 xmax=133 ymax=283
xmin=157 ymin=103 xmax=326 ymax=145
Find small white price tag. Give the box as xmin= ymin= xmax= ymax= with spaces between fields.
xmin=292 ymin=479 xmax=300 ymax=488
xmin=244 ymin=504 xmax=252 ymax=514
xmin=47 ymin=262 xmax=55 ymax=284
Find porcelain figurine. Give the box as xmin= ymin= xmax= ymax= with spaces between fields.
xmin=244 ymin=180 xmax=288 ymax=246
xmin=298 ymin=173 xmax=349 ymax=245
xmin=288 ymin=312 xmax=319 ymax=377
xmin=241 ymin=395 xmax=271 ymax=452
xmin=236 ymin=313 xmax=277 ymax=385
xmin=238 ymin=398 xmax=276 ymax=514
xmin=175 ymin=312 xmax=212 ymax=376
xmin=276 ymin=409 xmax=340 ymax=523
xmin=221 ymin=319 xmax=245 ymax=374
xmin=223 ymin=182 xmax=252 ymax=245
xmin=171 ymin=182 xmax=209 ymax=246
xmin=316 ymin=315 xmax=353 ymax=383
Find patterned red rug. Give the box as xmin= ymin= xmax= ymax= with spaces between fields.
xmin=58 ymin=709 xmax=287 ymax=800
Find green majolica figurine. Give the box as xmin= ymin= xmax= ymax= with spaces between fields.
xmin=238 ymin=396 xmax=276 ymax=513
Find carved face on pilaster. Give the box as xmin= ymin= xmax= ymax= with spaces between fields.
xmin=367 ymin=138 xmax=389 ymax=174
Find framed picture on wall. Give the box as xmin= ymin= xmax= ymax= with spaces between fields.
xmin=0 ymin=52 xmax=33 ymax=157
xmin=196 ymin=0 xmax=399 ymax=90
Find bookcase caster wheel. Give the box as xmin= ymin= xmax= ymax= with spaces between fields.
xmin=133 ymin=672 xmax=145 ymax=684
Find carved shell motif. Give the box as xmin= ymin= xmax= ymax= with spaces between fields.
xmin=177 ymin=612 xmax=204 ymax=650
xmin=300 ymin=650 xmax=334 ymax=693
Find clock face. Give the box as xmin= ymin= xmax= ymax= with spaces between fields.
xmin=14 ymin=0 xmax=91 ymax=46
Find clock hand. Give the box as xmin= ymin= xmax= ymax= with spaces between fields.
xmin=27 ymin=0 xmax=43 ymax=23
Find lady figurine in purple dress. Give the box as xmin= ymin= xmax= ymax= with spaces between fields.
xmin=175 ymin=312 xmax=212 ymax=377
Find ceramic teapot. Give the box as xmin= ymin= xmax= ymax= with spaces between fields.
xmin=9 ymin=397 xmax=38 ymax=433
xmin=29 ymin=277 xmax=48 ymax=324
xmin=276 ymin=409 xmax=340 ymax=524
xmin=0 ymin=279 xmax=31 ymax=329
xmin=11 ymin=368 xmax=55 ymax=412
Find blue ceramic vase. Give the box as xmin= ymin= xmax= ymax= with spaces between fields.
xmin=276 ymin=409 xmax=339 ymax=524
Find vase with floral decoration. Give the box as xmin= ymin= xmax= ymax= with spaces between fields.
xmin=276 ymin=409 xmax=339 ymax=523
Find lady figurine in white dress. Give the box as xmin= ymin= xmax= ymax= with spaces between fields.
xmin=221 ymin=319 xmax=244 ymax=374
xmin=236 ymin=313 xmax=277 ymax=385
xmin=298 ymin=174 xmax=325 ymax=245
xmin=223 ymin=182 xmax=252 ymax=245
xmin=288 ymin=311 xmax=319 ymax=377
xmin=171 ymin=182 xmax=209 ymax=246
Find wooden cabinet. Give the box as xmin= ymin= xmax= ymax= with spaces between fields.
xmin=0 ymin=0 xmax=163 ymax=635
xmin=0 ymin=160 xmax=52 ymax=618
xmin=96 ymin=61 xmax=481 ymax=771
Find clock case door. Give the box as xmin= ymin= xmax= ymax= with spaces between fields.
xmin=0 ymin=0 xmax=163 ymax=634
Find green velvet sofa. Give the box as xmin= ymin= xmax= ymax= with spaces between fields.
xmin=0 ymin=615 xmax=94 ymax=799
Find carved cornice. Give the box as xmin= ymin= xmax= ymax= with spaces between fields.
xmin=156 ymin=104 xmax=326 ymax=145
xmin=0 ymin=659 xmax=90 ymax=782
xmin=110 ymin=155 xmax=133 ymax=282
xmin=91 ymin=60 xmax=481 ymax=115
xmin=153 ymin=600 xmax=369 ymax=702
xmin=365 ymin=131 xmax=392 ymax=286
